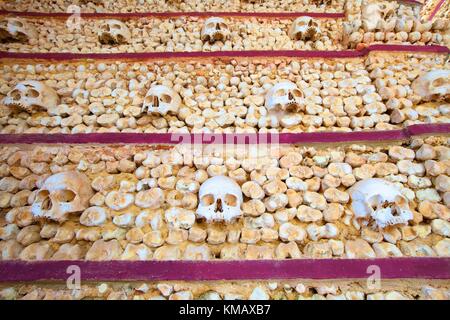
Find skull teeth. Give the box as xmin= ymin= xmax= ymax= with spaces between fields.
xmin=3 ymin=101 xmax=31 ymax=112
xmin=284 ymin=102 xmax=301 ymax=112
xmin=305 ymin=27 xmax=317 ymax=39
xmin=209 ymin=31 xmax=224 ymax=43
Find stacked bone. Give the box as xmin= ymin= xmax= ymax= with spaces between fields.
xmin=343 ymin=0 xmax=449 ymax=48
xmin=0 ymin=16 xmax=344 ymax=52
xmin=0 ymin=53 xmax=448 ymax=134
xmin=0 ymin=0 xmax=346 ymax=13
xmin=0 ymin=136 xmax=449 ymax=263
xmin=421 ymin=0 xmax=449 ymax=22
xmin=1 ymin=9 xmax=448 ymax=53
xmin=0 ymin=0 xmax=449 ymax=301
xmin=1 ymin=280 xmax=449 ymax=300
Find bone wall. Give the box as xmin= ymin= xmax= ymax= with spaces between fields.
xmin=1 ymin=17 xmax=345 ymax=53
xmin=1 ymin=14 xmax=448 ymax=53
xmin=1 ymin=279 xmax=449 ymax=300
xmin=0 ymin=0 xmax=347 ymax=13
xmin=0 ymin=53 xmax=448 ymax=134
xmin=343 ymin=0 xmax=449 ymax=48
xmin=421 ymin=0 xmax=449 ymax=21
xmin=0 ymin=136 xmax=449 ymax=261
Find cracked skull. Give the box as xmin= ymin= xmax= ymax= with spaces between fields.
xmin=412 ymin=69 xmax=450 ymax=101
xmin=31 ymin=171 xmax=94 ymax=223
xmin=349 ymin=178 xmax=413 ymax=229
xmin=142 ymin=85 xmax=182 ymax=116
xmin=0 ymin=17 xmax=37 ymax=43
xmin=289 ymin=17 xmax=321 ymax=41
xmin=201 ymin=17 xmax=229 ymax=43
xmin=3 ymin=80 xmax=60 ymax=113
xmin=197 ymin=176 xmax=243 ymax=223
xmin=265 ymin=81 xmax=305 ymax=114
xmin=98 ymin=19 xmax=131 ymax=45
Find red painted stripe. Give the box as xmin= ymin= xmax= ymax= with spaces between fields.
xmin=406 ymin=123 xmax=450 ymax=136
xmin=0 ymin=45 xmax=448 ymax=61
xmin=0 ymin=49 xmax=363 ymax=60
xmin=428 ymin=0 xmax=447 ymax=21
xmin=0 ymin=258 xmax=448 ymax=282
xmin=364 ymin=44 xmax=449 ymax=54
xmin=0 ymin=10 xmax=345 ymax=19
xmin=0 ymin=124 xmax=448 ymax=145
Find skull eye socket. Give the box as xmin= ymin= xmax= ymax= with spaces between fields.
xmin=11 ymin=20 xmax=23 ymax=27
xmin=144 ymin=95 xmax=154 ymax=104
xmin=36 ymin=190 xmax=50 ymax=200
xmin=432 ymin=78 xmax=448 ymax=87
xmin=291 ymin=89 xmax=303 ymax=98
xmin=367 ymin=194 xmax=383 ymax=209
xmin=297 ymin=21 xmax=307 ymax=26
xmin=201 ymin=194 xmax=215 ymax=206
xmin=111 ymin=24 xmax=122 ymax=30
xmin=219 ymin=23 xmax=227 ymax=29
xmin=159 ymin=94 xmax=172 ymax=104
xmin=10 ymin=89 xmax=21 ymax=100
xmin=224 ymin=194 xmax=238 ymax=207
xmin=25 ymin=88 xmax=40 ymax=98
xmin=274 ymin=89 xmax=287 ymax=97
xmin=53 ymin=190 xmax=76 ymax=202
xmin=206 ymin=22 xmax=216 ymax=29
xmin=36 ymin=190 xmax=52 ymax=210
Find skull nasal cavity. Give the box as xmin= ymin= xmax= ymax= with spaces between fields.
xmin=216 ymin=198 xmax=223 ymax=212
xmin=288 ymin=92 xmax=293 ymax=100
xmin=153 ymin=95 xmax=159 ymax=107
xmin=42 ymin=197 xmax=52 ymax=210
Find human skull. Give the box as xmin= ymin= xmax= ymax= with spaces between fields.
xmin=201 ymin=17 xmax=229 ymax=43
xmin=142 ymin=85 xmax=181 ymax=116
xmin=412 ymin=70 xmax=450 ymax=101
xmin=348 ymin=178 xmax=413 ymax=229
xmin=289 ymin=17 xmax=321 ymax=41
xmin=265 ymin=81 xmax=305 ymax=113
xmin=80 ymin=0 xmax=103 ymax=3
xmin=311 ymin=0 xmax=332 ymax=5
xmin=0 ymin=17 xmax=37 ymax=43
xmin=31 ymin=171 xmax=94 ymax=223
xmin=98 ymin=19 xmax=131 ymax=45
xmin=362 ymin=2 xmax=397 ymax=32
xmin=197 ymin=176 xmax=243 ymax=223
xmin=3 ymin=80 xmax=60 ymax=113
